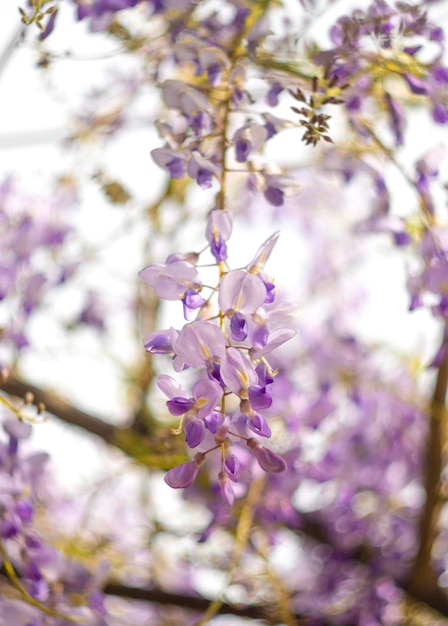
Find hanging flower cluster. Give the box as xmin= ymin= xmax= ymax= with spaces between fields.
xmin=140 ymin=217 xmax=295 ymax=503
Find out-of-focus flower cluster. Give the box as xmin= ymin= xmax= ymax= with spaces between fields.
xmin=0 ymin=178 xmax=75 ymax=357
xmin=311 ymin=0 xmax=448 ymax=142
xmin=0 ymin=414 xmax=109 ymax=625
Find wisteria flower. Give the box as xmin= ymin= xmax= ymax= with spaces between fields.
xmin=139 ymin=260 xmax=202 ymax=301
xmin=173 ymin=321 xmax=226 ymax=371
xmin=218 ymin=269 xmax=266 ymax=316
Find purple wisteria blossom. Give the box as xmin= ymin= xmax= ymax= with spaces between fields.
xmin=218 ymin=269 xmax=266 ymax=316
xmin=139 ymin=259 xmax=202 ymax=301
xmin=139 ymin=221 xmax=294 ymax=497
xmin=173 ymin=321 xmax=226 ymax=372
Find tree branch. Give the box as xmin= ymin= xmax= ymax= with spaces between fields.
xmin=103 ymin=583 xmax=280 ymax=621
xmin=406 ymin=324 xmax=448 ymax=597
xmin=1 ymin=376 xmax=117 ymax=444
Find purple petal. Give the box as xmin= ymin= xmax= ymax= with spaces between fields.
xmin=266 ymin=83 xmax=283 ymax=106
xmin=236 ymin=139 xmax=250 ymax=163
xmin=249 ymin=328 xmax=295 ymax=359
xmin=164 ymin=461 xmax=199 ymax=488
xmin=264 ymin=187 xmax=284 ymax=206
xmin=248 ymin=385 xmax=272 ymax=410
xmin=403 ymin=73 xmax=428 ymax=95
xmin=174 ymin=321 xmax=226 ymax=369
xmin=157 ymin=374 xmax=186 ymax=399
xmin=192 ymin=379 xmax=223 ymax=419
xmin=39 ymin=9 xmax=58 ymax=40
xmin=15 ymin=499 xmax=34 ymax=522
xmin=144 ymin=329 xmax=176 ymax=354
xmin=206 ymin=210 xmax=233 ymax=243
xmin=247 ymin=413 xmax=271 ymax=437
xmin=3 ymin=418 xmax=32 ymax=440
xmin=247 ymin=232 xmax=280 ymax=273
xmin=247 ymin=438 xmax=286 ymax=473
xmin=224 ymin=454 xmax=240 ymax=480
xmin=183 ymin=289 xmax=206 ymax=310
xmin=167 ymin=397 xmax=195 ymax=416
xmin=204 ymin=411 xmax=222 ymax=434
xmin=433 ymin=103 xmax=448 ymax=124
xmin=211 ymin=238 xmax=228 ymax=262
xmin=185 ymin=418 xmax=206 ymax=448
xmin=230 ymin=312 xmax=248 ymax=341
xmin=154 ymin=262 xmax=202 ymax=300
xmin=264 ymin=281 xmax=275 ymax=303
xmin=220 ymin=347 xmax=258 ymax=394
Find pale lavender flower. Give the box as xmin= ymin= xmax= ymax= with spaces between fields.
xmin=258 ymin=174 xmax=302 ymax=207
xmin=187 ymin=152 xmax=219 ymax=189
xmin=191 ymin=379 xmax=223 ymax=419
xmin=173 ymin=321 xmax=226 ymax=371
xmin=157 ymin=374 xmax=187 ymax=399
xmin=144 ymin=329 xmax=177 ymax=354
xmin=247 ymin=231 xmax=280 ymax=274
xmin=3 ymin=418 xmax=32 ymax=440
xmin=198 ymin=46 xmax=230 ymax=85
xmin=151 ymin=147 xmax=187 ymax=179
xmin=139 ymin=261 xmax=202 ymax=301
xmin=161 ymin=80 xmax=212 ymax=131
xmin=232 ymin=122 xmax=268 ymax=163
xmin=220 ymin=347 xmax=257 ymax=395
xmin=218 ymin=270 xmax=266 ymax=315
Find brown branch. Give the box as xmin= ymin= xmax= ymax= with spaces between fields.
xmin=1 ymin=376 xmax=117 ymax=444
xmin=406 ymin=325 xmax=448 ymax=598
xmin=103 ymin=583 xmax=277 ymax=621
xmin=0 ymin=374 xmax=187 ymax=470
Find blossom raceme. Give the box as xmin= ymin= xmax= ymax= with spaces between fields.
xmin=140 ymin=226 xmax=295 ymax=497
